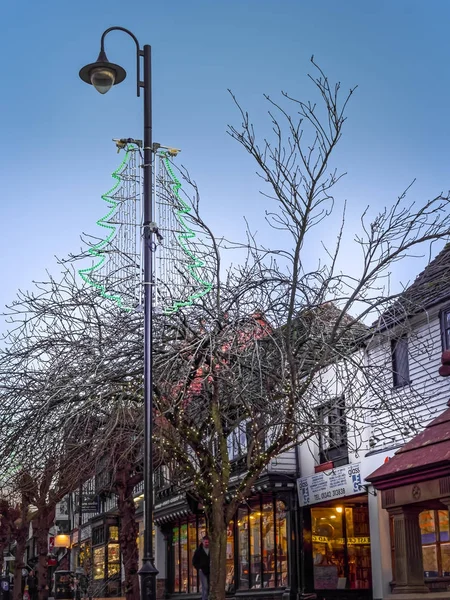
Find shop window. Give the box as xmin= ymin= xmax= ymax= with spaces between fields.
xmin=262 ymin=502 xmax=275 ymax=588
xmin=93 ymin=547 xmax=105 ymax=580
xmin=92 ymin=526 xmax=105 ymax=546
xmin=188 ymin=520 xmax=198 ymax=592
xmin=171 ymin=499 xmax=287 ymax=594
xmin=276 ymin=500 xmax=288 ymax=587
xmin=173 ymin=526 xmax=180 ymax=592
xmin=237 ymin=499 xmax=287 ymax=590
xmin=311 ymin=504 xmax=371 ymax=590
xmin=391 ymin=336 xmax=410 ymax=388
xmin=226 ymin=521 xmax=235 ymax=593
xmin=420 ymin=509 xmax=450 ymax=577
xmin=172 ymin=517 xmax=207 ymax=593
xmin=107 ymin=543 xmax=120 ymax=578
xmin=238 ymin=507 xmax=250 ymax=589
xmin=79 ymin=542 xmax=91 ymax=573
xmin=441 ymin=307 xmax=450 ymax=351
xmin=180 ymin=524 xmax=188 ymax=592
xmin=109 ymin=526 xmax=119 ymax=542
xmin=317 ymin=397 xmax=348 ymax=464
xmin=250 ymin=508 xmax=262 ymax=588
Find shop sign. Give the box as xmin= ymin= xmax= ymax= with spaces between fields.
xmin=312 ymin=535 xmax=370 ymax=545
xmin=80 ymin=524 xmax=91 ymax=541
xmin=55 ymin=498 xmax=69 ymax=520
xmin=297 ymin=463 xmax=363 ymax=506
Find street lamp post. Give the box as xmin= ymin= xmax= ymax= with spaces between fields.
xmin=79 ymin=27 xmax=158 ymax=600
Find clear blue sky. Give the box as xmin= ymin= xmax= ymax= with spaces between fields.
xmin=1 ymin=0 xmax=449 ymax=319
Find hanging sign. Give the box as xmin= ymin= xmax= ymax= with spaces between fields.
xmin=297 ymin=462 xmax=363 ymax=506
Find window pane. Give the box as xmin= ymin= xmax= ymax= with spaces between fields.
xmin=441 ymin=543 xmax=450 ymax=576
xmin=311 ymin=507 xmax=344 ymax=589
xmin=420 ymin=511 xmax=437 ymax=544
xmin=226 ymin=521 xmax=235 ymax=592
xmin=238 ymin=508 xmax=249 ymax=589
xmin=392 ymin=337 xmax=409 ymax=387
xmin=107 ymin=543 xmax=120 ymax=577
xmin=109 ymin=526 xmax=119 ymax=542
xmin=198 ymin=517 xmax=207 ymax=539
xmin=261 ymin=502 xmax=275 ymax=588
xmin=423 ymin=545 xmax=438 ymax=578
xmin=93 ymin=547 xmax=105 ymax=580
xmin=276 ymin=500 xmax=288 ymax=587
xmin=180 ymin=523 xmax=188 ymax=592
xmin=173 ymin=526 xmax=180 ymax=593
xmin=250 ymin=508 xmax=262 ymax=588
xmin=188 ymin=520 xmax=198 ymax=592
xmin=346 ymin=507 xmax=371 ymax=590
xmin=439 ymin=510 xmax=449 ymax=542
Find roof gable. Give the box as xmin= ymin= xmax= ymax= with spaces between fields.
xmin=367 ymin=400 xmax=450 ymax=489
xmin=373 ymin=242 xmax=450 ymax=330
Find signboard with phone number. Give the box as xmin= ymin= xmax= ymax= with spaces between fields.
xmin=297 ymin=463 xmax=363 ymax=507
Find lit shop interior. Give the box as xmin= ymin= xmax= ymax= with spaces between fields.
xmin=413 ymin=510 xmax=450 ymax=579
xmin=306 ymin=498 xmax=372 ymax=592
xmin=169 ymin=497 xmax=289 ymax=593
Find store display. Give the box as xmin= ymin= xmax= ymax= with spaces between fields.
xmin=311 ymin=503 xmax=372 ymax=590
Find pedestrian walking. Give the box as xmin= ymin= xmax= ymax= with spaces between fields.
xmin=193 ymin=535 xmax=210 ymax=600
xmin=26 ymin=571 xmax=38 ymax=600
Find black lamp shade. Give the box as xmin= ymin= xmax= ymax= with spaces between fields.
xmin=79 ymin=50 xmax=127 ymax=93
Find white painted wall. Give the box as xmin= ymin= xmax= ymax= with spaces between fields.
xmin=366 ymin=304 xmax=450 ymax=450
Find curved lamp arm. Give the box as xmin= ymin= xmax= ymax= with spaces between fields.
xmin=99 ymin=26 xmax=142 ymax=97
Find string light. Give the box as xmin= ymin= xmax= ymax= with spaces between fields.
xmin=78 ymin=144 xmax=137 ymax=311
xmin=162 ymin=154 xmax=212 ymax=314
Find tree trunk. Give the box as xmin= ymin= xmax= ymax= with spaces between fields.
xmin=116 ymin=468 xmax=140 ymax=600
xmin=13 ymin=501 xmax=30 ymax=600
xmin=13 ymin=531 xmax=27 ymax=600
xmin=34 ymin=507 xmax=54 ymax=600
xmin=206 ymin=497 xmax=228 ymax=600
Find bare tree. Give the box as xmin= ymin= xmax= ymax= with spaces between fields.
xmin=0 ymin=271 xmax=147 ymax=600
xmin=149 ymin=60 xmax=450 ymax=600
xmin=1 ymin=60 xmax=450 ymax=600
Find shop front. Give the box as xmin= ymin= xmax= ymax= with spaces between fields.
xmin=89 ymin=516 xmax=121 ymax=598
xmin=155 ymin=479 xmax=297 ymax=599
xmin=298 ymin=462 xmax=373 ymax=599
xmin=367 ymin=402 xmax=450 ymax=595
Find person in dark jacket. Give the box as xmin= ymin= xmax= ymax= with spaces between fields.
xmin=27 ymin=571 xmax=38 ymax=600
xmin=192 ymin=535 xmax=210 ymax=600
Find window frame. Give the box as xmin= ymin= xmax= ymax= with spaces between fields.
xmin=171 ymin=496 xmax=288 ymax=593
xmin=317 ymin=397 xmax=348 ymax=465
xmin=440 ymin=307 xmax=450 ymax=351
xmin=391 ymin=336 xmax=410 ymax=388
xmin=420 ymin=509 xmax=450 ymax=578
xmin=227 ymin=418 xmax=251 ymax=460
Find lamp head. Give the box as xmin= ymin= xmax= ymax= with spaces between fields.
xmin=79 ymin=49 xmax=126 ymax=94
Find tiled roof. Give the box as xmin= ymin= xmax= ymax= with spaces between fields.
xmin=366 ymin=401 xmax=450 ymax=488
xmin=373 ymin=242 xmax=450 ymax=330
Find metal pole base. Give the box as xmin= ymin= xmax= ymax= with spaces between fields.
xmin=138 ymin=560 xmax=159 ymax=600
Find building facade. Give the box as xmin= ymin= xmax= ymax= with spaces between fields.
xmin=59 ymin=244 xmax=450 ymax=600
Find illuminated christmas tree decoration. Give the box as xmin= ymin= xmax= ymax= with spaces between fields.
xmin=78 ymin=143 xmax=141 ymax=310
xmin=79 ymin=141 xmax=211 ymax=313
xmin=157 ymin=153 xmax=212 ymax=314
